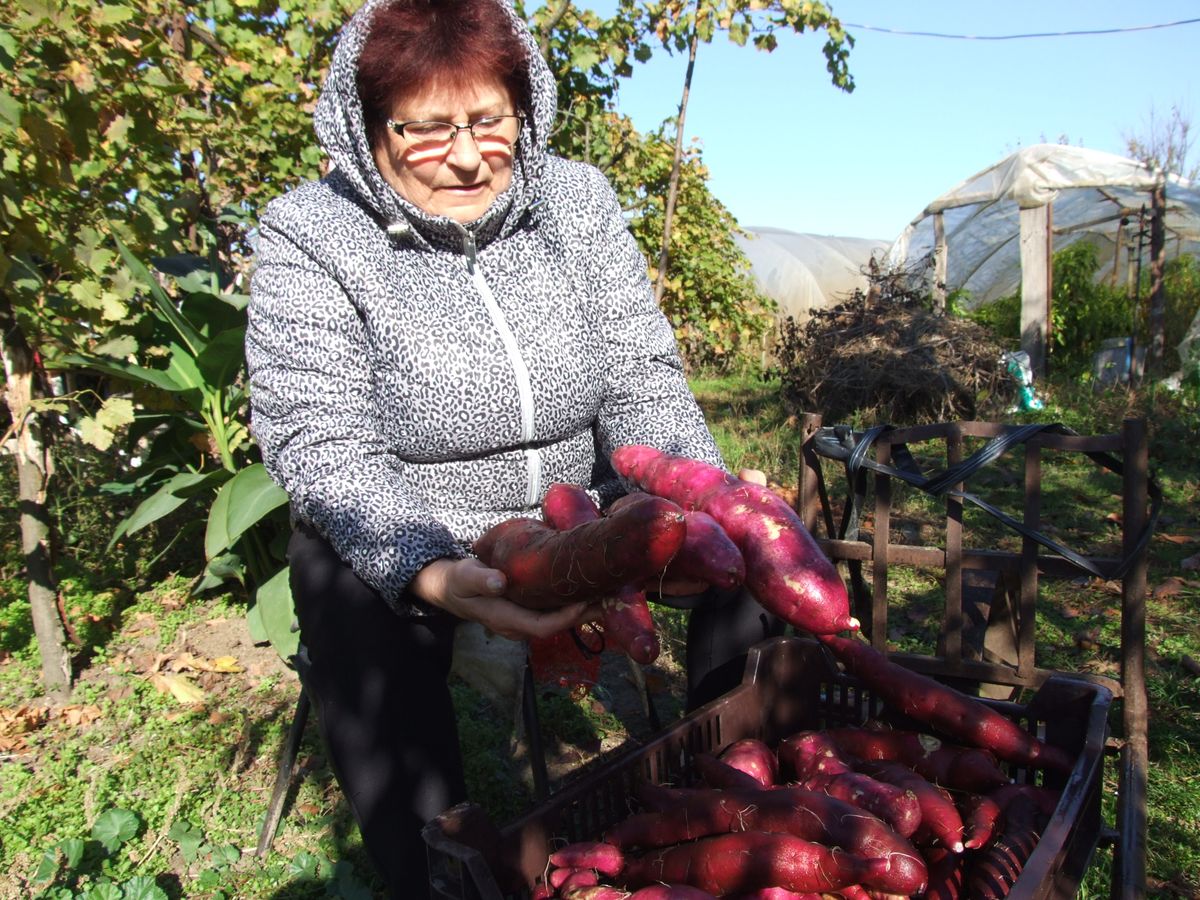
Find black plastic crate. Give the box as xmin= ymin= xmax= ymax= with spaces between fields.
xmin=424 ymin=636 xmax=1112 ymax=900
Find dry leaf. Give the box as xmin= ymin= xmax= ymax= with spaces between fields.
xmin=1154 ymin=577 xmax=1187 ymax=599
xmin=0 ymin=705 xmax=49 ymax=736
xmin=211 ymin=656 xmax=243 ymax=673
xmin=150 ymin=673 xmax=207 ymax=705
xmin=1158 ymin=533 xmax=1197 ymax=545
xmin=58 ymin=705 xmax=103 ymax=727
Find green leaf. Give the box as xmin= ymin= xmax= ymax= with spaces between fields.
xmin=194 ymin=328 xmax=247 ymax=392
xmin=208 ymin=464 xmax=288 ymax=558
xmin=287 ymin=850 xmax=323 ymax=880
xmin=95 ymin=4 xmax=135 ymax=24
xmin=32 ymin=848 xmax=59 ymax=883
xmin=52 ymin=353 xmax=189 ymax=393
xmin=211 ymin=843 xmax=241 ymax=867
xmin=167 ymin=819 xmax=204 ymax=863
xmin=252 ymin=566 xmax=298 ymax=660
xmin=205 ymin=477 xmax=233 ymax=560
xmin=59 ymin=836 xmax=86 ymax=869
xmin=109 ymin=469 xmax=230 ymax=549
xmin=120 ymin=876 xmax=169 ymax=900
xmin=113 ymin=236 xmax=205 ymax=356
xmin=82 ymin=883 xmax=124 ymax=900
xmin=91 ymin=808 xmax=140 ymax=854
xmin=246 ymin=597 xmax=268 ymax=644
xmin=0 ymin=89 xmax=20 ymax=127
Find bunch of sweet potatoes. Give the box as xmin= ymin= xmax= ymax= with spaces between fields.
xmin=531 ymin=724 xmax=1062 ymax=899
xmin=474 ymin=446 xmax=858 ymax=664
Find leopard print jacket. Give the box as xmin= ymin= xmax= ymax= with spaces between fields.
xmin=245 ymin=0 xmax=723 ymax=613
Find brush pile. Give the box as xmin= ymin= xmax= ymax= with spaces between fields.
xmin=774 ymin=255 xmax=1012 ymax=424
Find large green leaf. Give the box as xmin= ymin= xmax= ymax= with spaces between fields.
xmin=109 ymin=469 xmax=230 ymax=550
xmin=114 ymin=235 xmax=206 ymax=356
xmin=194 ymin=327 xmax=247 ymax=392
xmin=91 ymin=808 xmax=140 ymax=854
xmin=205 ymin=463 xmax=288 ymax=559
xmin=251 ymin=566 xmax=298 ymax=660
xmin=50 ymin=353 xmax=188 ymax=393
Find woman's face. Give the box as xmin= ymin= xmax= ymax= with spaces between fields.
xmin=373 ymin=79 xmax=517 ymax=224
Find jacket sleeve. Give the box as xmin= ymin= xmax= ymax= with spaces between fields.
xmin=246 ymin=210 xmax=464 ymax=612
xmin=575 ymin=166 xmax=725 ymax=471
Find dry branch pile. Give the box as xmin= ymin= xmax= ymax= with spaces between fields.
xmin=774 ymin=258 xmax=1012 ymax=425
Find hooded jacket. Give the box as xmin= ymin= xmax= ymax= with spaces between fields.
xmin=246 ymin=0 xmax=723 ymax=613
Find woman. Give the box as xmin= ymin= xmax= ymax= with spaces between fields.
xmin=246 ymin=0 xmax=782 ymax=893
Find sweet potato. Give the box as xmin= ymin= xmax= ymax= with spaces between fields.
xmin=617 ymin=783 xmax=927 ymax=895
xmin=549 ymin=841 xmax=626 ymax=878
xmin=718 ymin=738 xmax=779 ymax=787
xmin=725 ymin=891 xmax=822 ymax=900
xmin=818 ymin=634 xmax=1074 ymax=773
xmin=475 ymin=490 xmax=684 ymax=609
xmin=562 ymin=887 xmax=632 ymax=900
xmin=778 ymin=731 xmax=922 ymax=838
xmin=824 ymin=725 xmax=1009 ymax=793
xmin=670 ymin=509 xmax=746 ymax=589
xmin=965 ymin=788 xmax=1047 ymax=898
xmin=691 ymin=751 xmax=769 ymax=792
xmin=555 ymin=868 xmax=601 ymax=891
xmin=627 ymin=887 xmax=717 ymax=899
xmin=542 ymin=484 xmax=661 ymax=662
xmin=957 ymin=792 xmax=1003 ymax=851
xmin=857 ymin=760 xmax=965 ymax=853
xmin=611 ymin=445 xmax=855 ymax=634
xmin=621 ymin=832 xmax=890 ymax=894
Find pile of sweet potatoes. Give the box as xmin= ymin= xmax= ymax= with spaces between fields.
xmin=527 ymin=636 xmax=1071 ymax=899
xmin=473 ymin=446 xmax=860 ymax=664
xmin=531 ymin=730 xmax=1061 ymax=899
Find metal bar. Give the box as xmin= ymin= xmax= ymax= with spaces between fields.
xmin=1018 ymin=439 xmax=1041 ymax=680
xmin=522 ymin=660 xmax=550 ymax=802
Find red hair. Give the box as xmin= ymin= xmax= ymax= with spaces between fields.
xmin=356 ymin=0 xmax=531 ymax=150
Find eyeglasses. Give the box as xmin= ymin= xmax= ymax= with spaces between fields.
xmin=386 ymin=114 xmax=525 ymax=151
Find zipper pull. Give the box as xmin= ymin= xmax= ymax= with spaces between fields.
xmin=461 ymin=229 xmax=477 ymax=274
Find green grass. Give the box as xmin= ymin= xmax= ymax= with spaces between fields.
xmin=1 ymin=372 xmax=1197 ymax=897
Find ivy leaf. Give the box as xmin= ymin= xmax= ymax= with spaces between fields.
xmin=120 ymin=876 xmax=169 ymax=900
xmin=91 ymin=808 xmax=140 ymax=854
xmin=167 ymin=819 xmax=204 ymax=863
xmin=83 ymin=884 xmax=124 ymax=900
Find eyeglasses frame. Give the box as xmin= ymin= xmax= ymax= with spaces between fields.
xmin=385 ymin=113 xmax=526 ymax=149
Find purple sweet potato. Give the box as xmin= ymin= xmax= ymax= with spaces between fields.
xmin=616 ymin=783 xmax=927 ymax=896
xmin=824 ymin=725 xmax=1009 ymax=793
xmin=610 ymin=445 xmax=855 ymax=634
xmin=621 ymin=832 xmax=890 ymax=895
xmin=818 ymin=634 xmax=1074 ymax=773
xmin=718 ymin=738 xmax=779 ymax=787
xmin=857 ymin=760 xmax=965 ymax=854
xmin=958 ymin=792 xmax=1003 ymax=851
xmin=549 ymin=841 xmax=626 ymax=878
xmin=778 ymin=731 xmax=922 ymax=838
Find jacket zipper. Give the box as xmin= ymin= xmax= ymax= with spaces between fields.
xmin=461 ymin=228 xmax=541 ymax=507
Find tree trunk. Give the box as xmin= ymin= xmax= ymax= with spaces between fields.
xmin=653 ymin=11 xmax=700 ymax=307
xmin=1 ymin=297 xmax=71 ymax=698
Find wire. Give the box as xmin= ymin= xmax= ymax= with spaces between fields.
xmin=842 ymin=17 xmax=1200 ymax=41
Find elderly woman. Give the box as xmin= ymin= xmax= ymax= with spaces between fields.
xmin=246 ymin=0 xmax=783 ymax=893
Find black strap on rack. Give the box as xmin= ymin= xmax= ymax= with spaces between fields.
xmin=811 ymin=422 xmax=1162 ymax=582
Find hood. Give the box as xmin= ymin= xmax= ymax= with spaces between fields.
xmin=314 ymin=0 xmax=558 ymax=242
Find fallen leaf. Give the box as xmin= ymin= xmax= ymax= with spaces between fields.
xmin=211 ymin=655 xmax=244 ymax=673
xmin=1154 ymin=578 xmax=1187 ymax=599
xmin=0 ymin=705 xmax=49 ymax=737
xmin=1158 ymin=533 xmax=1197 ymax=545
xmin=150 ymin=673 xmax=207 ymax=705
xmin=58 ymin=705 xmax=103 ymax=727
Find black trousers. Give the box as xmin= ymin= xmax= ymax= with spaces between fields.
xmin=288 ymin=524 xmax=784 ymax=898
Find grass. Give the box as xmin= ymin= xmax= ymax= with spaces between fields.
xmin=1 ymin=371 xmax=1198 ymax=898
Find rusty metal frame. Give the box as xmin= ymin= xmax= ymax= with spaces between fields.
xmin=798 ymin=413 xmax=1150 ymax=899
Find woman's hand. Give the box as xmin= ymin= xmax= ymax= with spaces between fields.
xmin=411 ymin=557 xmax=600 ymax=642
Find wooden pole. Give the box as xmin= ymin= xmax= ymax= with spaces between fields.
xmin=932 ymin=211 xmax=947 ymax=312
xmin=1018 ymin=205 xmax=1051 ymax=378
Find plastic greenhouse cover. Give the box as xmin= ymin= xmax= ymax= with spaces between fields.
xmin=734 ymin=228 xmax=890 ymax=321
xmin=886 ymin=144 xmax=1200 ymax=308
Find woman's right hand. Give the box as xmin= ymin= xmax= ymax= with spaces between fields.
xmin=411 ymin=557 xmax=600 ymax=642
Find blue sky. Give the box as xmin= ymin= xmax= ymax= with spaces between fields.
xmin=601 ymin=2 xmax=1199 ymax=240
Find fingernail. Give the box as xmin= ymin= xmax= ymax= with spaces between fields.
xmin=486 ymin=576 xmax=503 ymax=592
